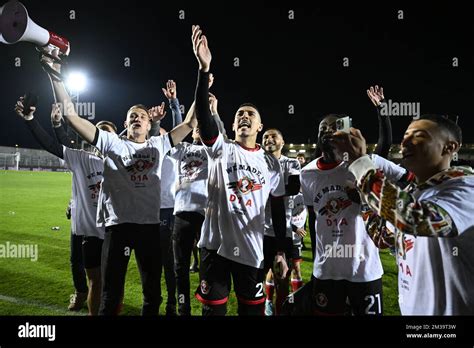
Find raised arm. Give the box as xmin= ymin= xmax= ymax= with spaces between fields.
xmin=209 ymin=92 xmax=227 ymax=137
xmin=51 ymin=103 xmax=74 ymax=147
xmin=14 ymin=97 xmax=63 ymax=159
xmin=40 ymin=49 xmax=97 ymax=144
xmin=148 ymin=102 xmax=167 ymax=137
xmin=191 ymin=25 xmax=219 ymax=143
xmin=161 ymin=80 xmax=183 ymax=128
xmin=367 ymin=85 xmax=392 ymax=158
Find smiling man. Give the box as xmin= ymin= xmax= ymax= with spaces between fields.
xmin=191 ymin=25 xmax=288 ymax=316
xmin=332 ymin=114 xmax=474 ymax=315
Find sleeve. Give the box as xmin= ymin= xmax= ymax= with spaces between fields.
xmin=169 ymin=98 xmax=183 ymax=128
xmin=423 ymin=177 xmax=474 ymax=236
xmin=94 ymin=128 xmax=121 ymax=156
xmin=62 ymin=147 xmax=82 ymax=171
xmin=24 ymin=118 xmax=64 ymax=159
xmin=373 ymin=101 xmax=392 ymax=158
xmin=370 ymin=154 xmax=407 ymax=182
xmin=149 ymin=120 xmax=161 ymax=137
xmin=300 ymin=174 xmax=314 ymax=206
xmin=53 ymin=123 xmax=73 ymax=147
xmin=169 ymin=142 xmax=186 ymax=160
xmin=288 ymin=159 xmax=301 ymax=176
xmin=267 ymin=155 xmax=285 ymax=197
xmin=195 ymin=70 xmax=219 ymax=143
xmin=149 ymin=133 xmax=172 ymax=161
xmin=349 ymin=155 xmax=462 ymax=237
xmin=291 ymin=197 xmax=308 ymax=229
xmin=203 ymin=132 xmax=226 ymax=160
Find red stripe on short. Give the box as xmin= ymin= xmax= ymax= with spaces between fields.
xmin=236 ymin=296 xmax=265 ymax=305
xmin=195 ymin=293 xmax=228 ymax=305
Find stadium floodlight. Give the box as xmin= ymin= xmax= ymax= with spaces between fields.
xmin=66 ymin=72 xmax=87 ymax=93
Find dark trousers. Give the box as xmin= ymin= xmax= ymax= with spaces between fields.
xmin=99 ymin=223 xmax=162 ymax=316
xmin=70 ymin=233 xmax=88 ymax=294
xmin=160 ymin=208 xmax=177 ymax=310
xmin=172 ymin=211 xmax=204 ymax=315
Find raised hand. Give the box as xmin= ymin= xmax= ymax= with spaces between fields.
xmin=14 ymin=97 xmax=36 ymax=121
xmin=192 ymin=25 xmax=212 ymax=72
xmin=162 ymin=80 xmax=177 ymax=100
xmin=39 ymin=47 xmax=62 ymax=81
xmin=367 ymin=85 xmax=385 ymax=107
xmin=209 ymin=92 xmax=218 ymax=115
xmin=148 ymin=103 xmax=167 ymax=123
xmin=51 ymin=103 xmax=63 ymax=127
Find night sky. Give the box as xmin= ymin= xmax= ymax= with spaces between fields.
xmin=1 ymin=1 xmax=473 ymax=149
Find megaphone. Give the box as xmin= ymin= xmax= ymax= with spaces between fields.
xmin=0 ymin=0 xmax=70 ymax=55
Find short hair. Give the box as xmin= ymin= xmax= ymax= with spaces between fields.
xmin=318 ymin=114 xmax=347 ymax=124
xmin=96 ymin=121 xmax=117 ymax=132
xmin=127 ymin=104 xmax=149 ymax=117
xmin=238 ymin=103 xmax=260 ymax=115
xmin=296 ymin=153 xmax=306 ymax=158
xmin=417 ymin=114 xmax=462 ymax=144
xmin=263 ymin=128 xmax=283 ymax=138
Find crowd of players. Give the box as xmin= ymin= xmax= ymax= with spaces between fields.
xmin=13 ymin=25 xmax=474 ymax=316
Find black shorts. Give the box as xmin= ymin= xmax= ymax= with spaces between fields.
xmin=195 ymin=248 xmax=265 ymax=306
xmin=288 ymin=243 xmax=302 ymax=262
xmin=311 ymin=276 xmax=383 ymax=315
xmin=263 ymin=236 xmax=292 ymax=272
xmin=82 ymin=236 xmax=104 ymax=269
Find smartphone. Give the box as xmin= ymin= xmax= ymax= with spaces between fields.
xmin=336 ymin=116 xmax=352 ymax=134
xmin=23 ymin=93 xmax=39 ymax=116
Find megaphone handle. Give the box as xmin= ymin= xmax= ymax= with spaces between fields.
xmin=39 ymin=51 xmax=65 ymax=82
xmin=42 ymin=62 xmax=64 ymax=82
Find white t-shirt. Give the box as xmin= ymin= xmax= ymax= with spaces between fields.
xmin=300 ymin=154 xmax=406 ymax=282
xmin=198 ymin=133 xmax=285 ymax=268
xmin=94 ymin=130 xmax=171 ymax=227
xmin=170 ymin=142 xmax=209 ymax=216
xmin=62 ymin=146 xmax=105 ymax=239
xmin=397 ymin=175 xmax=474 ymax=315
xmin=264 ymin=155 xmax=301 ymax=238
xmin=291 ymin=193 xmax=307 ymax=245
xmin=160 ymin=155 xmax=177 ymax=209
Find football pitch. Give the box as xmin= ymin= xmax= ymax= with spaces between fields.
xmin=0 ymin=170 xmax=400 ymax=315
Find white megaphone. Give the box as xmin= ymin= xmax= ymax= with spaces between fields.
xmin=0 ymin=0 xmax=70 ymax=55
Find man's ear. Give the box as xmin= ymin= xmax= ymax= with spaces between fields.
xmin=443 ymin=141 xmax=460 ymax=156
xmin=123 ymin=120 xmax=128 ymax=129
xmin=258 ymin=123 xmax=264 ymax=132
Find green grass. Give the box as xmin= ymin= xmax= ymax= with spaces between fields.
xmin=0 ymin=170 xmax=400 ymax=315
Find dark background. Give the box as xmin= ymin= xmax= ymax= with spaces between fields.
xmin=1 ymin=1 xmax=473 ymax=149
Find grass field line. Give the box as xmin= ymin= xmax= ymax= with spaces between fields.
xmin=0 ymin=293 xmax=84 ymax=316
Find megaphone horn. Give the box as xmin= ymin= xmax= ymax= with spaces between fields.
xmin=0 ymin=0 xmax=70 ymax=55
xmin=0 ymin=3 xmax=7 ymax=43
